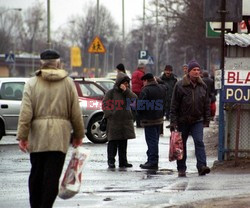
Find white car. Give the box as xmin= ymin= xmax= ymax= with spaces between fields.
xmin=85 ymin=77 xmax=115 ymax=91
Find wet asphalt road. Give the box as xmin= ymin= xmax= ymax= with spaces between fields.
xmin=1 ymin=122 xmax=250 ymax=208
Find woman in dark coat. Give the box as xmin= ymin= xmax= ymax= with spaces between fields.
xmin=102 ymin=72 xmax=137 ymax=168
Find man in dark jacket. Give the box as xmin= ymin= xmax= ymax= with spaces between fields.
xmin=160 ymin=65 xmax=177 ymax=121
xmin=170 ymin=60 xmax=211 ymax=177
xmin=138 ymin=73 xmax=166 ymax=169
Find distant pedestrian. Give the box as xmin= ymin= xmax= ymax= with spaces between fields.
xmin=17 ymin=49 xmax=84 ymax=208
xmin=131 ymin=63 xmax=146 ymax=127
xmin=170 ymin=60 xmax=211 ymax=177
xmin=160 ymin=64 xmax=177 ymax=121
xmin=202 ymin=71 xmax=217 ymax=120
xmin=102 ymin=72 xmax=137 ymax=169
xmin=138 ymin=73 xmax=166 ymax=170
xmin=182 ymin=64 xmax=188 ymax=75
xmin=116 ymin=63 xmax=126 ymax=74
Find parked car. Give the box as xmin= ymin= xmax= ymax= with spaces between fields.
xmin=0 ymin=77 xmax=108 ymax=144
xmin=85 ymin=77 xmax=115 ymax=91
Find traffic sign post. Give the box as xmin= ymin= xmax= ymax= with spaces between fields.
xmin=5 ymin=53 xmax=15 ymax=63
xmin=138 ymin=50 xmax=148 ymax=59
xmin=88 ymin=36 xmax=106 ymax=54
xmin=138 ymin=50 xmax=150 ymax=65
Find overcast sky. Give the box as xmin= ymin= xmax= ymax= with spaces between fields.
xmin=1 ymin=0 xmax=146 ymax=34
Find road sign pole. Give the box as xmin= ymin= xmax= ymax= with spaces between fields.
xmin=218 ymin=0 xmax=226 ymax=161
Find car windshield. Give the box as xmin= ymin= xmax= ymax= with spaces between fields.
xmin=97 ymin=81 xmax=114 ymax=91
xmin=79 ymin=83 xmax=104 ymax=97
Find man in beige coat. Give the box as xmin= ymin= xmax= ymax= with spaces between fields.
xmin=17 ymin=49 xmax=84 ymax=208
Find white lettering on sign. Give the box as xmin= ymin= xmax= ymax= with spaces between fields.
xmin=225 ymin=70 xmax=250 ymax=86
xmin=225 ymin=87 xmax=250 ymax=102
xmin=139 ymin=50 xmax=148 ymax=59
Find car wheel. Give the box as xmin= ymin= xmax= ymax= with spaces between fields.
xmin=0 ymin=122 xmax=4 ymax=141
xmin=86 ymin=114 xmax=108 ymax=143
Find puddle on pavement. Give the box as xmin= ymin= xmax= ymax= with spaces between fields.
xmin=164 ymin=181 xmax=189 ymax=192
xmin=140 ymin=168 xmax=175 ymax=180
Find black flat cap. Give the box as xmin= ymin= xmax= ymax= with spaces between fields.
xmin=141 ymin=73 xmax=154 ymax=80
xmin=40 ymin=49 xmax=60 ymax=60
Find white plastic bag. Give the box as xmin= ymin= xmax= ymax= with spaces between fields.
xmin=58 ymin=146 xmax=91 ymax=199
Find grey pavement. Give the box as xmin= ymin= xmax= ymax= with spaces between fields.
xmin=1 ymin=121 xmax=250 ymax=208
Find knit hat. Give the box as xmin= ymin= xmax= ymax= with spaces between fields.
xmin=164 ymin=65 xmax=173 ymax=71
xmin=188 ymin=60 xmax=200 ymax=72
xmin=116 ymin=63 xmax=125 ymax=73
xmin=141 ymin=73 xmax=154 ymax=81
xmin=40 ymin=49 xmax=60 ymax=60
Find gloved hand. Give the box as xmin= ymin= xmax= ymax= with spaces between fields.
xmin=203 ymin=121 xmax=210 ymax=128
xmin=170 ymin=123 xmax=178 ymax=132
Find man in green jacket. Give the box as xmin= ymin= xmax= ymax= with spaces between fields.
xmin=17 ymin=49 xmax=84 ymax=208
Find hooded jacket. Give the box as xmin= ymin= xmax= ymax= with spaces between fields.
xmin=17 ymin=68 xmax=84 ymax=153
xmin=170 ymin=75 xmax=210 ymax=125
xmin=102 ymin=72 xmax=137 ymax=141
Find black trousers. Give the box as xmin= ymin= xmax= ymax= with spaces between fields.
xmin=29 ymin=151 xmax=66 ymax=208
xmin=107 ymin=140 xmax=128 ymax=165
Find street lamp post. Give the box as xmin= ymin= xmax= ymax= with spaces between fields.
xmin=122 ymin=0 xmax=125 ymax=63
xmin=155 ymin=0 xmax=159 ymax=75
xmin=47 ymin=0 xmax=51 ymax=49
xmin=142 ymin=0 xmax=145 ymax=50
xmin=94 ymin=0 xmax=100 ymax=77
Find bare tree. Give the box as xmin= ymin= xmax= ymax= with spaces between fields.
xmin=0 ymin=7 xmax=22 ymax=53
xmin=126 ymin=0 xmax=220 ymax=77
xmin=57 ymin=4 xmax=120 ymax=72
xmin=18 ymin=2 xmax=47 ymax=54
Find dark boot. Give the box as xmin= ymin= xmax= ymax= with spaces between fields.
xmin=119 ymin=163 xmax=133 ymax=168
xmin=107 ymin=141 xmax=118 ymax=168
xmin=139 ymin=163 xmax=158 ymax=170
xmin=198 ymin=166 xmax=210 ymax=176
xmin=108 ymin=163 xmax=115 ymax=169
xmin=118 ymin=140 xmax=132 ymax=168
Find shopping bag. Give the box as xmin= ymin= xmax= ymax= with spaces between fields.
xmin=169 ymin=130 xmax=183 ymax=162
xmin=58 ymin=146 xmax=91 ymax=199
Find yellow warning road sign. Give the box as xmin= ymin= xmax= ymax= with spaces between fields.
xmin=88 ymin=36 xmax=106 ymax=53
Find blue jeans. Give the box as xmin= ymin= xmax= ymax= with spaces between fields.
xmin=144 ymin=125 xmax=161 ymax=165
xmin=177 ymin=121 xmax=207 ymax=172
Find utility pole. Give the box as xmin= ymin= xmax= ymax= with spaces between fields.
xmin=218 ymin=0 xmax=226 ymax=161
xmin=95 ymin=0 xmax=100 ymax=77
xmin=122 ymin=0 xmax=125 ymax=63
xmin=155 ymin=0 xmax=159 ymax=75
xmin=47 ymin=0 xmax=51 ymax=49
xmin=142 ymin=0 xmax=145 ymax=50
